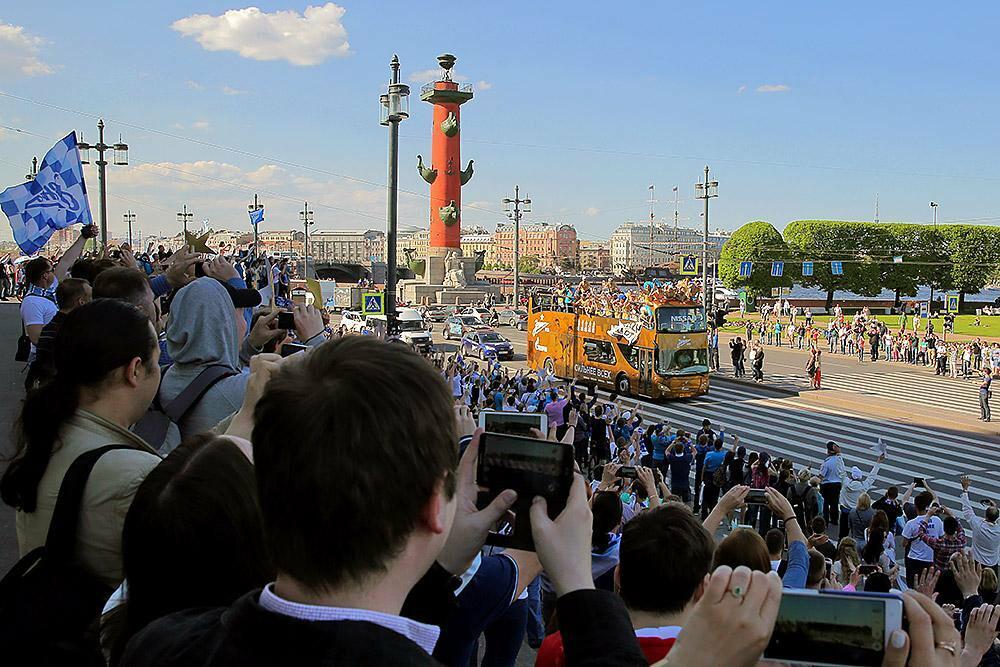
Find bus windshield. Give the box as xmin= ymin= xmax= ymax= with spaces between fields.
xmin=655 ymin=347 xmax=709 ymax=376
xmin=656 ymin=306 xmax=706 ymax=333
xmin=398 ymin=319 xmax=425 ymax=331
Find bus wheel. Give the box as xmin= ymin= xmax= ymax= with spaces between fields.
xmin=615 ymin=373 xmax=631 ymax=396
xmin=544 ymin=358 xmax=554 ymax=375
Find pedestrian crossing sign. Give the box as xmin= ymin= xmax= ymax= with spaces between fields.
xmin=947 ymin=294 xmax=959 ymax=313
xmin=831 ymin=261 xmax=844 ymax=276
xmin=801 ymin=261 xmax=813 ymax=277
xmin=739 ymin=261 xmax=753 ymax=277
xmin=362 ymin=291 xmax=384 ymax=315
xmin=679 ymin=255 xmax=699 ymax=275
xmin=771 ymin=261 xmax=784 ymax=277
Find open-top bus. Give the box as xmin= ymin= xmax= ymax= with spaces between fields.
xmin=527 ymin=293 xmax=709 ymax=400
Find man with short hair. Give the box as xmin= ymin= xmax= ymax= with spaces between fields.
xmin=902 ymin=490 xmax=944 ymax=588
xmin=536 ymin=504 xmax=716 ymax=665
xmin=959 ymin=476 xmax=999 ymax=574
xmin=805 ymin=549 xmax=828 ymax=590
xmin=807 ymin=516 xmax=837 ymax=559
xmin=765 ymin=528 xmax=786 ymax=573
xmin=31 ymin=277 xmax=91 ymax=385
xmin=123 ymin=338 xmax=644 ymax=666
xmin=818 ymin=441 xmax=844 ymax=525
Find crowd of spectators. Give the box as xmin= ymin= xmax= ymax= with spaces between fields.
xmin=2 ymin=225 xmax=999 ymax=666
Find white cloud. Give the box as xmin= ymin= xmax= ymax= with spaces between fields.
xmin=409 ymin=68 xmax=468 ymax=84
xmin=171 ymin=3 xmax=351 ymax=66
xmin=185 ymin=79 xmax=205 ymax=90
xmin=0 ymin=22 xmax=55 ymax=78
xmin=222 ymin=85 xmax=246 ymax=95
xmin=584 ymin=207 xmax=599 ymax=217
xmin=756 ymin=83 xmax=790 ymax=93
xmin=476 ymin=80 xmax=492 ymax=91
xmin=737 ymin=85 xmax=747 ymax=95
xmin=191 ymin=120 xmax=210 ymax=130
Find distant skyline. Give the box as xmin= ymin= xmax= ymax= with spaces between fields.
xmin=2 ymin=2 xmax=1000 ymax=246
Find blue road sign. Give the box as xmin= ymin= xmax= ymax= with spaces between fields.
xmin=679 ymin=255 xmax=699 ymax=275
xmin=771 ymin=261 xmax=784 ymax=277
xmin=739 ymin=261 xmax=753 ymax=277
xmin=831 ymin=261 xmax=843 ymax=275
xmin=362 ymin=291 xmax=384 ymax=315
xmin=802 ymin=261 xmax=813 ymax=277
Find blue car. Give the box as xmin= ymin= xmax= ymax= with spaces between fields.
xmin=461 ymin=331 xmax=514 ymax=360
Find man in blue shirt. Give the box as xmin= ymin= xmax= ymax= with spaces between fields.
xmin=819 ymin=441 xmax=845 ymax=526
xmin=700 ymin=431 xmax=729 ymax=519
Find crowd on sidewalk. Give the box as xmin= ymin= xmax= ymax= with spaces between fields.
xmin=2 ymin=224 xmax=999 ymax=666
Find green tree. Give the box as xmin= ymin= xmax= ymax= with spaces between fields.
xmin=940 ymin=225 xmax=1000 ymax=310
xmin=518 ymin=255 xmax=541 ymax=274
xmin=718 ymin=221 xmax=793 ymax=302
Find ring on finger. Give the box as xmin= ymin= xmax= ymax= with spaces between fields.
xmin=935 ymin=641 xmax=957 ymax=655
xmin=729 ymin=585 xmax=745 ymax=600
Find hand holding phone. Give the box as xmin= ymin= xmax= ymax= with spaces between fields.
xmin=277 ymin=310 xmax=296 ymax=331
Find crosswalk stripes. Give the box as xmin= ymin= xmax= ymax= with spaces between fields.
xmin=715 ymin=366 xmax=983 ymax=415
xmin=601 ymin=384 xmax=1000 ymax=514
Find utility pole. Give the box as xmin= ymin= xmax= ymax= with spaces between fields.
xmin=300 ymin=201 xmax=314 ymax=278
xmin=177 ymin=204 xmax=193 ymax=240
xmin=25 ymin=156 xmax=38 ymax=182
xmin=874 ymin=193 xmax=880 ymax=224
xmin=380 ymin=54 xmax=410 ymax=336
xmin=503 ymin=186 xmax=531 ymax=307
xmin=694 ymin=166 xmax=719 ymax=317
xmin=248 ymin=194 xmax=263 ymax=257
xmin=929 ymin=201 xmax=939 ymax=312
xmin=673 ymin=185 xmax=679 ymax=229
xmin=123 ymin=210 xmax=135 ymax=247
xmin=77 ymin=119 xmax=128 ymax=251
xmin=648 ymin=184 xmax=656 ymax=271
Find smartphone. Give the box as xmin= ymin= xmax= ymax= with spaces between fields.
xmin=476 ymin=432 xmax=574 ymax=551
xmin=478 ymin=410 xmax=548 ymax=437
xmin=858 ymin=564 xmax=878 ymax=576
xmin=277 ymin=311 xmax=296 ymax=330
xmin=913 ymin=477 xmax=925 ymax=487
xmin=746 ymin=488 xmax=768 ymax=505
xmin=617 ymin=465 xmax=638 ymax=479
xmin=764 ymin=589 xmax=904 ymax=666
xmin=280 ymin=342 xmax=309 ymax=357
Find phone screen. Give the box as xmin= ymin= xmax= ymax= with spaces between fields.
xmin=480 ymin=411 xmax=547 ymax=437
xmin=746 ymin=489 xmax=768 ymax=505
xmin=913 ymin=477 xmax=925 ymax=487
xmin=277 ymin=311 xmax=296 ymax=330
xmin=765 ymin=591 xmax=901 ymax=666
xmin=476 ymin=433 xmax=574 ymax=551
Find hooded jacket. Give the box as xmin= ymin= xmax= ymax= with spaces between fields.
xmin=159 ymin=278 xmax=249 ymax=447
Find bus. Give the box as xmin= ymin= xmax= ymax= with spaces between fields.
xmin=526 ymin=294 xmax=709 ymax=400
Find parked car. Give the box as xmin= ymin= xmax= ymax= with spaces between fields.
xmin=494 ymin=308 xmax=528 ymax=329
xmin=341 ymin=310 xmax=366 ymax=333
xmin=424 ymin=304 xmax=457 ymax=322
xmin=461 ymin=307 xmax=494 ymax=321
xmin=461 ymin=331 xmax=514 ymax=360
xmin=443 ymin=315 xmax=490 ymax=340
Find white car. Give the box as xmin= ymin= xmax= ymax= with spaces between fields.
xmin=341 ymin=310 xmax=366 ymax=333
xmin=461 ymin=307 xmax=494 ymax=321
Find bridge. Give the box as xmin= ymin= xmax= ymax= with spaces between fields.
xmin=310 ymin=261 xmax=414 ymax=283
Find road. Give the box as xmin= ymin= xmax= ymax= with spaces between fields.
xmin=425 ymin=320 xmax=1000 ymax=512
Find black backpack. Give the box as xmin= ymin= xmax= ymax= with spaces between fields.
xmin=132 ymin=364 xmax=238 ymax=452
xmin=0 ymin=445 xmax=134 ymax=666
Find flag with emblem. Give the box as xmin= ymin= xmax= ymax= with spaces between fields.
xmin=0 ymin=132 xmax=93 ymax=255
xmin=249 ymin=207 xmax=264 ymax=228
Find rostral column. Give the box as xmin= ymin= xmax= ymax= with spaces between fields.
xmin=417 ymin=54 xmax=474 ymax=258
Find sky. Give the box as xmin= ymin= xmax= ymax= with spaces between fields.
xmin=2 ymin=2 xmax=1000 ymax=246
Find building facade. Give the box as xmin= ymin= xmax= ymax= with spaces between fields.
xmin=397 ymin=229 xmax=430 ymax=262
xmin=309 ymin=229 xmax=385 ymax=265
xmin=609 ymin=222 xmax=731 ymax=275
xmin=460 ymin=227 xmax=496 ymax=265
xmin=578 ymin=240 xmax=611 ymax=272
xmin=493 ymin=222 xmax=578 ymax=270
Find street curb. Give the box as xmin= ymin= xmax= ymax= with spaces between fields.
xmin=710 ymin=374 xmax=800 ymax=397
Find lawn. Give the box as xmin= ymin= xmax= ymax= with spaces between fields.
xmin=720 ymin=313 xmax=1000 ymax=339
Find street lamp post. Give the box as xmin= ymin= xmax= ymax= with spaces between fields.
xmin=503 ymin=187 xmax=531 ymax=307
xmin=694 ymin=166 xmax=719 ymax=317
xmin=25 ymin=156 xmax=38 ymax=182
xmin=77 ymin=119 xmax=128 ymax=251
xmin=380 ymin=54 xmax=410 ymax=336
xmin=929 ymin=201 xmax=939 ymax=313
xmin=300 ymin=202 xmax=314 ymax=278
xmin=123 ymin=210 xmax=135 ymax=247
xmin=177 ymin=204 xmax=193 ymax=240
xmin=248 ymin=194 xmax=263 ymax=257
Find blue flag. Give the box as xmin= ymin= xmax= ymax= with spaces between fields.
xmin=0 ymin=132 xmax=93 ymax=255
xmin=249 ymin=207 xmax=264 ymax=227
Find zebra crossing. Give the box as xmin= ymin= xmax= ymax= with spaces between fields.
xmin=717 ymin=365 xmax=984 ymax=414
xmin=616 ymin=382 xmax=1000 ymax=513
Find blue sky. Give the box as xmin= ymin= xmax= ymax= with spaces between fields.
xmin=2 ymin=2 xmax=1000 ymax=245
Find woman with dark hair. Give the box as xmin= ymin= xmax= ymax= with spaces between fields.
xmin=590 ymin=491 xmax=624 ymax=590
xmin=1 ymin=299 xmax=162 ymax=588
xmin=106 ymin=434 xmax=272 ymax=665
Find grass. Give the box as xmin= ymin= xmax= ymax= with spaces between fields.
xmin=721 ymin=313 xmax=1000 ymax=339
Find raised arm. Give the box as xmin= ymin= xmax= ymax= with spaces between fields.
xmin=860 ymin=455 xmax=885 ymax=492
xmin=53 ymin=224 xmax=96 ymax=282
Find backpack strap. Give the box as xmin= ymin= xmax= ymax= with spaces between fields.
xmin=161 ymin=364 xmax=238 ymax=424
xmin=44 ymin=445 xmax=136 ymax=562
